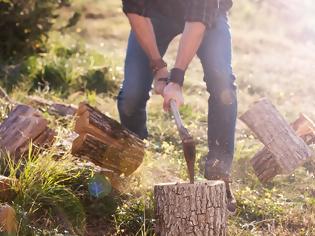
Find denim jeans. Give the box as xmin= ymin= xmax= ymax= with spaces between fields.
xmin=117 ymin=11 xmax=237 ymax=174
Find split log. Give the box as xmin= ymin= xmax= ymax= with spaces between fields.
xmin=27 ymin=95 xmax=77 ymax=116
xmin=240 ymin=98 xmax=313 ymax=182
xmin=0 ymin=104 xmax=55 ymax=159
xmin=0 ymin=176 xmax=16 ymax=202
xmin=250 ymin=113 xmax=315 ymax=182
xmin=154 ymin=181 xmax=227 ymax=236
xmin=0 ymin=204 xmax=17 ymax=234
xmin=72 ymin=103 xmax=144 ymax=176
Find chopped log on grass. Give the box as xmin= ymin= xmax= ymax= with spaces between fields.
xmin=28 ymin=95 xmax=77 ymax=116
xmin=154 ymin=181 xmax=227 ymax=236
xmin=0 ymin=204 xmax=17 ymax=234
xmin=0 ymin=176 xmax=16 ymax=202
xmin=240 ymin=98 xmax=314 ymax=183
xmin=250 ymin=113 xmax=315 ymax=182
xmin=0 ymin=104 xmax=55 ymax=159
xmin=72 ymin=103 xmax=144 ymax=176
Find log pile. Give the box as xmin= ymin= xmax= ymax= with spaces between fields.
xmin=240 ymin=98 xmax=314 ymax=183
xmin=154 ymin=181 xmax=227 ymax=236
xmin=0 ymin=104 xmax=55 ymax=160
xmin=72 ymin=103 xmax=144 ymax=177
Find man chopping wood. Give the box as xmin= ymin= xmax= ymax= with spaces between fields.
xmin=118 ymin=0 xmax=237 ymax=212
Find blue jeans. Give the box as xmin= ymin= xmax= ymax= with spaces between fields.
xmin=117 ymin=11 xmax=237 ymax=174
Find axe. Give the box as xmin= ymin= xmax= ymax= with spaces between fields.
xmin=170 ymin=99 xmax=196 ymax=184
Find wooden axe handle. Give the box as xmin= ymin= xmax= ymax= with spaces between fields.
xmin=170 ymin=99 xmax=184 ymax=131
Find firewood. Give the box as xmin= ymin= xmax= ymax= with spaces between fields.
xmin=154 ymin=181 xmax=227 ymax=236
xmin=27 ymin=95 xmax=77 ymax=116
xmin=0 ymin=104 xmax=55 ymax=159
xmin=250 ymin=113 xmax=315 ymax=182
xmin=0 ymin=176 xmax=16 ymax=202
xmin=72 ymin=103 xmax=144 ymax=176
xmin=240 ymin=98 xmax=313 ymax=183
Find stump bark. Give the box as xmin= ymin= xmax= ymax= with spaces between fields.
xmin=154 ymin=181 xmax=227 ymax=236
xmin=240 ymin=98 xmax=313 ymax=182
xmin=250 ymin=113 xmax=315 ymax=182
xmin=0 ymin=104 xmax=55 ymax=159
xmin=72 ymin=103 xmax=144 ymax=176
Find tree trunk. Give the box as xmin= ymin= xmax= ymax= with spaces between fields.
xmin=0 ymin=104 xmax=55 ymax=159
xmin=72 ymin=103 xmax=144 ymax=176
xmin=250 ymin=113 xmax=315 ymax=182
xmin=154 ymin=181 xmax=227 ymax=236
xmin=240 ymin=98 xmax=313 ymax=176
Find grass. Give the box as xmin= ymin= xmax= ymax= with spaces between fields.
xmin=1 ymin=0 xmax=315 ymax=235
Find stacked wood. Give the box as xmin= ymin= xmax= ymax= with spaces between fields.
xmin=240 ymin=98 xmax=314 ymax=183
xmin=0 ymin=104 xmax=55 ymax=159
xmin=0 ymin=204 xmax=17 ymax=234
xmin=72 ymin=103 xmax=144 ymax=177
xmin=154 ymin=181 xmax=227 ymax=236
xmin=28 ymin=95 xmax=77 ymax=116
xmin=250 ymin=113 xmax=315 ymax=182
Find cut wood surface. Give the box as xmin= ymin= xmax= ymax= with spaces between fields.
xmin=28 ymin=95 xmax=77 ymax=116
xmin=72 ymin=103 xmax=144 ymax=176
xmin=0 ymin=204 xmax=17 ymax=234
xmin=251 ymin=113 xmax=315 ymax=182
xmin=154 ymin=181 xmax=227 ymax=236
xmin=0 ymin=104 xmax=55 ymax=159
xmin=241 ymin=98 xmax=313 ymax=177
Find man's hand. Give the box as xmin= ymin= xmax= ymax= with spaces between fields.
xmin=163 ymin=82 xmax=184 ymax=111
xmin=153 ymin=67 xmax=169 ymax=95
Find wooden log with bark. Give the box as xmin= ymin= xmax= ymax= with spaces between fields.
xmin=72 ymin=103 xmax=144 ymax=176
xmin=240 ymin=98 xmax=314 ymax=182
xmin=250 ymin=113 xmax=315 ymax=182
xmin=154 ymin=181 xmax=227 ymax=236
xmin=0 ymin=104 xmax=55 ymax=160
xmin=27 ymin=95 xmax=77 ymax=116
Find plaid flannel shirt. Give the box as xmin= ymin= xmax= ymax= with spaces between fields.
xmin=122 ymin=0 xmax=233 ymax=28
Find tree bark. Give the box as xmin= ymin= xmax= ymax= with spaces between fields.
xmin=240 ymin=98 xmax=313 ymax=176
xmin=250 ymin=113 xmax=315 ymax=182
xmin=72 ymin=103 xmax=144 ymax=176
xmin=154 ymin=181 xmax=227 ymax=236
xmin=27 ymin=95 xmax=77 ymax=116
xmin=0 ymin=104 xmax=55 ymax=159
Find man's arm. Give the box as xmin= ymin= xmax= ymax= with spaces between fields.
xmin=163 ymin=22 xmax=206 ymax=110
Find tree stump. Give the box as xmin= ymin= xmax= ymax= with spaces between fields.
xmin=154 ymin=181 xmax=227 ymax=236
xmin=0 ymin=204 xmax=17 ymax=234
xmin=240 ymin=98 xmax=313 ymax=182
xmin=0 ymin=104 xmax=55 ymax=160
xmin=250 ymin=113 xmax=315 ymax=182
xmin=72 ymin=103 xmax=144 ymax=176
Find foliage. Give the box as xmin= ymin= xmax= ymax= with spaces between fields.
xmin=0 ymin=0 xmax=71 ymax=60
xmin=0 ymin=34 xmax=120 ymax=96
xmin=0 ymin=149 xmax=92 ymax=235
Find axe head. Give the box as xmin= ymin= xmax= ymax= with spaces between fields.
xmin=180 ymin=128 xmax=196 ymax=184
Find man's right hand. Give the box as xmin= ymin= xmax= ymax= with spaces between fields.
xmin=153 ymin=67 xmax=169 ymax=95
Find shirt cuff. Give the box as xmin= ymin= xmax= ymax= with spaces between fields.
xmin=122 ymin=0 xmax=147 ymax=16
xmin=184 ymin=0 xmax=218 ymax=28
